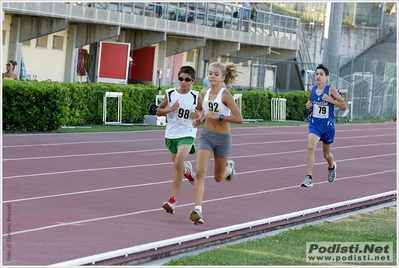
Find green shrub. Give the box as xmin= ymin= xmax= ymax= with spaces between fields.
xmin=277 ymin=90 xmax=309 ymax=121
xmin=2 ymin=80 xmax=310 ymax=132
xmin=235 ymin=90 xmax=275 ymax=120
xmin=3 ymin=80 xmax=69 ymax=131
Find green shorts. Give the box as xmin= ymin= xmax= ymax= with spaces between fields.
xmin=165 ymin=137 xmax=196 ymax=155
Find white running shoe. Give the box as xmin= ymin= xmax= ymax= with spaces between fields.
xmin=226 ymin=160 xmax=235 ymax=181
xmin=184 ymin=161 xmax=195 ymax=185
xmin=301 ymin=176 xmax=313 ymax=187
xmin=189 ymin=208 xmax=204 ymax=225
xmin=328 ymin=162 xmax=337 ymax=182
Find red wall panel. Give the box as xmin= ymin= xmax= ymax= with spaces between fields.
xmin=130 ymin=47 xmax=155 ymax=82
xmin=99 ymin=42 xmax=129 ymax=79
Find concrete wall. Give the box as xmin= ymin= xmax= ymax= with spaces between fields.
xmin=2 ymin=14 xmax=11 ymax=68
xmin=341 ymin=26 xmax=381 ymax=58
xmin=302 ymin=23 xmax=383 ymax=65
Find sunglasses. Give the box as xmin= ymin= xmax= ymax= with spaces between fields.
xmin=178 ymin=77 xmax=194 ymax=82
xmin=6 ymin=64 xmax=11 ymax=67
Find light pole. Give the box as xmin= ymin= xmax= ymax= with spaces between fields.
xmin=157 ymin=68 xmax=163 ymax=101
xmin=322 ymin=2 xmax=343 ymax=65
xmin=128 ymin=56 xmax=133 ymax=84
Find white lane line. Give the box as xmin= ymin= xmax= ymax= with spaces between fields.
xmin=3 ymin=127 xmax=395 ymax=148
xmin=2 ymin=129 xmax=164 ymax=137
xmin=2 ymin=169 xmax=395 ymax=237
xmin=4 ymin=181 xmax=170 ymax=203
xmin=2 ymin=140 xmax=396 ymax=179
xmin=3 ymin=148 xmax=167 ymax=161
xmin=3 ymin=135 xmax=396 ymax=161
xmin=1 ymin=123 xmax=395 ymax=140
xmin=3 ymin=154 xmax=396 ymax=203
xmin=2 ymin=138 xmax=163 ymax=148
xmin=2 ymin=161 xmax=172 ymax=179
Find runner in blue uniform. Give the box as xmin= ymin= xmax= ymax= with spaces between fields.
xmin=301 ymin=64 xmax=347 ymax=187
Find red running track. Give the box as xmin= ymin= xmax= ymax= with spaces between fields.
xmin=2 ymin=123 xmax=397 ymax=265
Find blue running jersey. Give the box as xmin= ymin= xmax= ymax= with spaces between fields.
xmin=309 ymin=85 xmax=335 ymax=133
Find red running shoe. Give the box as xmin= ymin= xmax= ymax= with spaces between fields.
xmin=163 ymin=196 xmax=177 ymax=214
xmin=184 ymin=161 xmax=195 ymax=185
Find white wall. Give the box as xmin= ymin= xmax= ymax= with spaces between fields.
xmin=21 ymin=30 xmax=68 ymax=82
xmin=3 ymin=14 xmax=68 ymax=82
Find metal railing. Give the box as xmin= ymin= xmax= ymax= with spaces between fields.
xmin=87 ymin=2 xmax=301 ymax=41
xmin=327 ymin=55 xmax=397 ymax=120
xmin=297 ymin=27 xmax=316 ymax=85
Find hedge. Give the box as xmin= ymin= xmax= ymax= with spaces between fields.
xmin=2 ymin=80 xmax=309 ymax=132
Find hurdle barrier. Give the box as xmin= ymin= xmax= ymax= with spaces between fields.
xmin=103 ymin=92 xmax=123 ymax=124
xmin=233 ymin=94 xmax=242 ymax=113
xmin=271 ymin=98 xmax=286 ymax=121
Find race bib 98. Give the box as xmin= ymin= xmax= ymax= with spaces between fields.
xmin=174 ymin=108 xmax=192 ymax=125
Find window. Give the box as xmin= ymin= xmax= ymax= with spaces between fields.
xmin=53 ymin=35 xmax=64 ymax=50
xmin=2 ymin=30 xmax=6 ymax=45
xmin=22 ymin=40 xmax=31 ymax=46
xmin=36 ymin=36 xmax=48 ymax=48
xmin=186 ymin=50 xmax=195 ymax=62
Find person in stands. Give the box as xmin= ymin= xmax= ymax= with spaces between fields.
xmin=173 ymin=2 xmax=186 ymax=22
xmin=2 ymin=60 xmax=19 ymax=80
xmin=187 ymin=6 xmax=195 ymax=24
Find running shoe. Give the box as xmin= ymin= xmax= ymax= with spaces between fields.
xmin=225 ymin=160 xmax=235 ymax=181
xmin=189 ymin=208 xmax=204 ymax=225
xmin=184 ymin=161 xmax=195 ymax=185
xmin=328 ymin=162 xmax=337 ymax=182
xmin=163 ymin=197 xmax=177 ymax=214
xmin=300 ymin=175 xmax=313 ymax=187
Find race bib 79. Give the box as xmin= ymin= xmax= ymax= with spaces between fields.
xmin=313 ymin=104 xmax=329 ymax=118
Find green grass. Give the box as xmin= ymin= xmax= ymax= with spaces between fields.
xmin=164 ymin=207 xmax=397 ymax=266
xmin=48 ymin=118 xmax=390 ymax=134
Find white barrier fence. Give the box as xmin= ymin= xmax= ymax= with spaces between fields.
xmin=233 ymin=94 xmax=242 ymax=114
xmin=103 ymin=92 xmax=123 ymax=124
xmin=271 ymin=98 xmax=286 ymax=121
